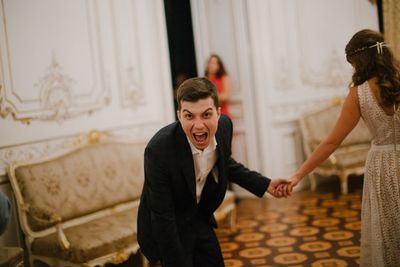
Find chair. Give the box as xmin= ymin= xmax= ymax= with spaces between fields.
xmin=299 ymin=98 xmax=371 ymax=194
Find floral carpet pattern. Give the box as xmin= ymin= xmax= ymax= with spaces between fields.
xmin=217 ymin=189 xmax=361 ymax=267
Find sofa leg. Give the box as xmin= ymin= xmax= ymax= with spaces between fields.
xmin=339 ymin=172 xmax=348 ymax=195
xmin=310 ymin=173 xmax=317 ymax=191
xmin=229 ymin=207 xmax=237 ymax=233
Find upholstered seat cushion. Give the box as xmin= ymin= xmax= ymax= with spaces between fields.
xmin=13 ymin=143 xmax=145 ymax=232
xmin=31 ymin=208 xmax=137 ymax=263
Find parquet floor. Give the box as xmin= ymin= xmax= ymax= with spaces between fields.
xmin=125 ymin=176 xmax=363 ymax=267
xmin=217 ymin=190 xmax=362 ymax=266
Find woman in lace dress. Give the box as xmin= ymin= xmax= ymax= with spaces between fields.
xmin=279 ymin=29 xmax=400 ymax=266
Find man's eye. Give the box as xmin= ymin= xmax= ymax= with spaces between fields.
xmin=184 ymin=114 xmax=193 ymax=119
xmin=204 ymin=112 xmax=212 ymax=118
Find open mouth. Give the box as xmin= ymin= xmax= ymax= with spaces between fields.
xmin=193 ymin=132 xmax=208 ymax=144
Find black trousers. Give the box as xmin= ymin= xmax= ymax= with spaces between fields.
xmin=192 ymin=218 xmax=224 ymax=267
xmin=158 ymin=217 xmax=224 ymax=267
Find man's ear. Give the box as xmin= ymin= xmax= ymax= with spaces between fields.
xmin=217 ymin=107 xmax=221 ymax=118
xmin=177 ymin=110 xmax=181 ymax=120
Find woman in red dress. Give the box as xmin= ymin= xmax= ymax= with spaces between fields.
xmin=205 ymin=54 xmax=233 ymax=117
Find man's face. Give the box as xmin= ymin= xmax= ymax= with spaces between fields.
xmin=177 ymin=97 xmax=221 ymax=150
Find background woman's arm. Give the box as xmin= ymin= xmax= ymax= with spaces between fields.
xmin=219 ymin=75 xmax=232 ymax=103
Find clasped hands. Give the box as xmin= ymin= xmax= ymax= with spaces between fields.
xmin=266 ymin=175 xmax=301 ymax=198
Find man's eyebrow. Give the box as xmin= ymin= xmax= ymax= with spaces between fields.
xmin=182 ymin=109 xmax=193 ymax=114
xmin=202 ymin=108 xmax=213 ymax=113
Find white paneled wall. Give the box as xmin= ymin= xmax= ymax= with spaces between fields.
xmin=0 ymin=0 xmax=174 ymax=245
xmin=191 ymin=0 xmax=378 ymax=196
xmin=0 ymin=0 xmax=174 ymax=176
xmin=247 ymin=0 xmax=378 ymax=181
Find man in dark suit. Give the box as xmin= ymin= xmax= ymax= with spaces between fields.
xmin=138 ymin=77 xmax=290 ymax=267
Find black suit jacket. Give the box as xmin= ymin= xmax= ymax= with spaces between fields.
xmin=137 ymin=115 xmax=270 ymax=266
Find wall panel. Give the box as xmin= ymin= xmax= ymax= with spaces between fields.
xmin=0 ymin=0 xmax=174 ymax=177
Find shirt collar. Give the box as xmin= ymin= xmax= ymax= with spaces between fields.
xmin=187 ymin=136 xmax=218 ymax=155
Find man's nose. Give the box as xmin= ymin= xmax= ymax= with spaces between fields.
xmin=193 ymin=118 xmax=205 ymax=129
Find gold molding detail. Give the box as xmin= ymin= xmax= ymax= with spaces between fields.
xmin=35 ymin=54 xmax=75 ymax=121
xmin=0 ymin=2 xmax=110 ymax=124
xmin=110 ymin=1 xmax=145 ymax=110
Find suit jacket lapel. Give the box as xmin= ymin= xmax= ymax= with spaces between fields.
xmin=176 ymin=124 xmax=197 ymax=201
xmin=176 ymin=120 xmax=228 ymax=203
xmin=215 ymin=128 xmax=227 ymax=190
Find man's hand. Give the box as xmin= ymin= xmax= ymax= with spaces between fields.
xmin=267 ymin=178 xmax=291 ymax=198
xmin=274 ymin=175 xmax=302 ymax=197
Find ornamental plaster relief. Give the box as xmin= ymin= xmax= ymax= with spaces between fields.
xmin=0 ymin=0 xmax=110 ymax=123
xmin=110 ymin=0 xmax=145 ymax=110
xmin=0 ymin=123 xmax=158 ymax=178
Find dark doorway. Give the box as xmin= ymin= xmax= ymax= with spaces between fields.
xmin=164 ymin=0 xmax=198 ymax=113
xmin=377 ymin=0 xmax=384 ymax=33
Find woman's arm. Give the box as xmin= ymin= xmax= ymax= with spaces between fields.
xmin=286 ymin=87 xmax=361 ymax=193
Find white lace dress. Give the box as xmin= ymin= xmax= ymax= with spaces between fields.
xmin=358 ymin=82 xmax=400 ymax=266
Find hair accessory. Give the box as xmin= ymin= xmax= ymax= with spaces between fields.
xmin=374 ymin=42 xmax=384 ymax=54
xmin=347 ymin=42 xmax=388 ymax=56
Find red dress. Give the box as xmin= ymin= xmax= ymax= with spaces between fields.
xmin=208 ymin=76 xmax=231 ymax=117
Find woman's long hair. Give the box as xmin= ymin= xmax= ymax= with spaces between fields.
xmin=345 ymin=29 xmax=400 ymax=105
xmin=204 ymin=54 xmax=227 ymax=78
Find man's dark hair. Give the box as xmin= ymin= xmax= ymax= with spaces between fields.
xmin=176 ymin=77 xmax=219 ymax=110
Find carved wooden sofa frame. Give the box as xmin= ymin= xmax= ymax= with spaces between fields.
xmin=8 ymin=136 xmax=149 ymax=267
xmin=299 ymin=100 xmax=371 ymax=194
xmin=214 ymin=190 xmax=236 ymax=233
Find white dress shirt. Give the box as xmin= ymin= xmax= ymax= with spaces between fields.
xmin=187 ymin=137 xmax=219 ymax=203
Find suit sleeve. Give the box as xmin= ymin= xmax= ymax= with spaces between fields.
xmin=222 ymin=116 xmax=271 ymax=197
xmin=227 ymin=157 xmax=270 ymax=197
xmin=144 ymin=146 xmax=192 ymax=267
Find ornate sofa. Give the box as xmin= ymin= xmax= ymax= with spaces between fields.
xmin=299 ymin=98 xmax=371 ymax=194
xmin=8 ymin=133 xmax=148 ymax=267
xmin=7 ymin=131 xmax=237 ymax=266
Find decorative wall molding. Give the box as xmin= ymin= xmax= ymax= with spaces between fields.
xmin=0 ymin=0 xmax=173 ymax=149
xmin=245 ymin=0 xmax=378 ymax=179
xmin=0 ymin=0 xmax=110 ymax=123
xmin=0 ymin=0 xmax=174 ymax=247
xmin=36 ymin=55 xmax=75 ymax=120
xmin=110 ymin=0 xmax=145 ymax=110
xmin=269 ymin=97 xmax=340 ymax=123
xmin=120 ymin=65 xmax=144 ymax=108
xmin=0 ymin=122 xmax=158 ymax=178
xmin=296 ymin=1 xmax=351 ymax=89
xmin=299 ymin=49 xmax=350 ymax=88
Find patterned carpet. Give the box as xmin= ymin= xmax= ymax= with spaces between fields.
xmin=124 ymin=176 xmax=363 ymax=267
xmin=217 ymin=190 xmax=362 ymax=266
